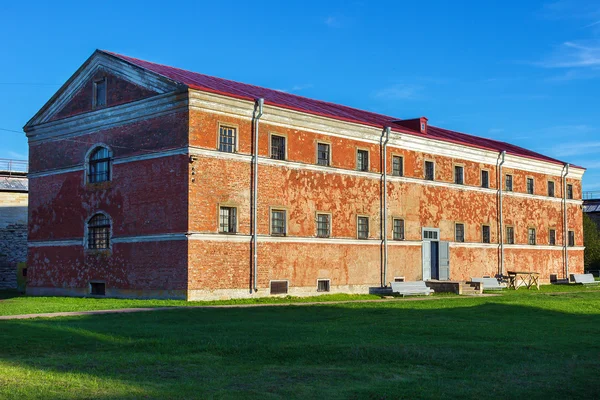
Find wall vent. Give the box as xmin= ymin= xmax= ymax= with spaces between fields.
xmin=90 ymin=282 xmax=106 ymax=296
xmin=270 ymin=280 xmax=288 ymax=295
xmin=394 ymin=277 xmax=405 ymax=282
xmin=317 ymin=279 xmax=330 ymax=292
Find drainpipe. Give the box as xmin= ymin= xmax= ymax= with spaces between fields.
xmin=498 ymin=151 xmax=506 ymax=276
xmin=382 ymin=127 xmax=391 ymax=287
xmin=563 ymin=163 xmax=570 ymax=279
xmin=252 ymin=98 xmax=264 ymax=293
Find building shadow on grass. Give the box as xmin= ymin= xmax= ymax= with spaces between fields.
xmin=1 ymin=302 xmax=600 ymax=399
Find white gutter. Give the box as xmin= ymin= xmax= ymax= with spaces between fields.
xmin=498 ymin=151 xmax=506 ymax=276
xmin=382 ymin=127 xmax=390 ymax=287
xmin=563 ymin=163 xmax=570 ymax=279
xmin=252 ymin=98 xmax=264 ymax=292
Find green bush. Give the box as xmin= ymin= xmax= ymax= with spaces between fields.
xmin=584 ymin=214 xmax=600 ymax=271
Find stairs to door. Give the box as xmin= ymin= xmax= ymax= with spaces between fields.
xmin=460 ymin=281 xmax=482 ymax=295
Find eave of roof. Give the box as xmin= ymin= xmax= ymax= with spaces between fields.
xmin=102 ymin=50 xmax=584 ymax=171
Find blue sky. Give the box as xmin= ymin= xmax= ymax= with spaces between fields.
xmin=1 ymin=0 xmax=599 ymax=191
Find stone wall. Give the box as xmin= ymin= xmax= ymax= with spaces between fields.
xmin=0 ymin=191 xmax=28 ymax=289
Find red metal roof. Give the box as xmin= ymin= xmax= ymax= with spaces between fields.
xmin=103 ymin=50 xmax=581 ymax=169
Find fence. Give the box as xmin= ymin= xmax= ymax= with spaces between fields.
xmin=583 ymin=191 xmax=600 ymax=200
xmin=0 ymin=159 xmax=28 ymax=175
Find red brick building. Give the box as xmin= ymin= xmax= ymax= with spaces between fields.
xmin=24 ymin=50 xmax=586 ymax=299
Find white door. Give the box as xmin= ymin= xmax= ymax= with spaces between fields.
xmin=422 ymin=240 xmax=431 ymax=281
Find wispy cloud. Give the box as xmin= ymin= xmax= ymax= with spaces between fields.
xmin=488 ymin=128 xmax=504 ymax=134
xmin=324 ymin=16 xmax=342 ymax=28
xmin=538 ymin=41 xmax=600 ymax=68
xmin=549 ymin=140 xmax=600 ymax=157
xmin=7 ymin=150 xmax=27 ymax=160
xmin=584 ymin=20 xmax=600 ymax=28
xmin=274 ymin=84 xmax=313 ymax=93
xmin=373 ymin=84 xmax=422 ymax=100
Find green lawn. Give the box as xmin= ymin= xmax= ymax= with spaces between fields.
xmin=1 ymin=288 xmax=600 ymax=399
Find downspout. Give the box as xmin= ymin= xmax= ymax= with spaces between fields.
xmin=563 ymin=163 xmax=570 ymax=279
xmin=382 ymin=127 xmax=391 ymax=287
xmin=252 ymin=98 xmax=264 ymax=293
xmin=498 ymin=151 xmax=506 ymax=276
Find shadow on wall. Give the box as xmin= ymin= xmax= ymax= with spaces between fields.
xmin=1 ymin=300 xmax=600 ymax=398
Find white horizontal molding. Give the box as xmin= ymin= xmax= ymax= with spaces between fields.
xmin=503 ymin=190 xmax=583 ymax=205
xmin=28 ymin=239 xmax=82 ymax=247
xmin=112 ymin=233 xmax=187 ymax=243
xmin=187 ymin=233 xmax=422 ymax=246
xmin=189 ymin=89 xmax=584 ymax=180
xmin=449 ymin=242 xmax=499 ymax=249
xmin=27 ymin=92 xmax=188 ymax=142
xmin=504 ymin=244 xmax=585 ymax=251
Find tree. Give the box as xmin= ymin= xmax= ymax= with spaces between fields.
xmin=583 ymin=213 xmax=600 ymax=271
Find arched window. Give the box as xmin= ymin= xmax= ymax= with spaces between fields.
xmin=88 ymin=146 xmax=112 ymax=183
xmin=87 ymin=213 xmax=111 ymax=249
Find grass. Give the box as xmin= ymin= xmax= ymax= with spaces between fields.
xmin=1 ymin=288 xmax=600 ymax=399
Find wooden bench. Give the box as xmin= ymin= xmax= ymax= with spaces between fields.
xmin=570 ymin=273 xmax=600 ymax=285
xmin=469 ymin=277 xmax=505 ymax=290
xmin=390 ymin=281 xmax=434 ymax=296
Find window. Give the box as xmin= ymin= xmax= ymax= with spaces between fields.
xmin=270 ymin=281 xmax=288 ymax=295
xmin=317 ymin=143 xmax=330 ymax=166
xmin=88 ymin=146 xmax=111 ymax=183
xmin=218 ymin=125 xmax=237 ymax=153
xmin=454 ymin=166 xmax=464 ymax=185
xmin=93 ymin=78 xmax=106 ymax=108
xmin=505 ymin=175 xmax=513 ymax=191
xmin=549 ymin=229 xmax=556 ymax=246
xmin=527 ymin=178 xmax=534 ymax=195
xmin=423 ymin=230 xmax=438 ymax=240
xmin=528 ymin=228 xmax=536 ymax=245
xmin=506 ymin=226 xmax=515 ymax=244
xmin=393 ymin=218 xmax=405 ymax=241
xmin=357 ymin=216 xmax=369 ymax=239
xmin=569 ymin=231 xmax=575 ymax=247
xmin=567 ymin=184 xmax=573 ymax=200
xmin=548 ymin=181 xmax=555 ymax=197
xmin=482 ymin=225 xmax=490 ymax=244
xmin=316 ymin=213 xmax=330 ymax=238
xmin=425 ymin=161 xmax=435 ymax=181
xmin=271 ymin=209 xmax=286 ymax=236
xmin=87 ymin=213 xmax=110 ymax=249
xmin=90 ymin=282 xmax=106 ymax=296
xmin=219 ymin=206 xmax=237 ymax=233
xmin=270 ymin=135 xmax=286 ymax=160
xmin=481 ymin=170 xmax=489 ymax=188
xmin=455 ymin=223 xmax=465 ymax=243
xmin=317 ymin=279 xmax=330 ymax=292
xmin=357 ymin=150 xmax=369 ymax=171
xmin=392 ymin=156 xmax=403 ymax=176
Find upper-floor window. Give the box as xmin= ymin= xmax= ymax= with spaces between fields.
xmin=454 ymin=166 xmax=464 ymax=185
xmin=316 ymin=213 xmax=331 ymax=238
xmin=317 ymin=143 xmax=330 ymax=166
xmin=568 ymin=231 xmax=575 ymax=247
xmin=271 ymin=209 xmax=286 ymax=236
xmin=219 ymin=206 xmax=237 ymax=233
xmin=505 ymin=175 xmax=513 ymax=192
xmin=218 ymin=125 xmax=237 ymax=153
xmin=357 ymin=150 xmax=369 ymax=172
xmin=88 ymin=146 xmax=112 ymax=183
xmin=506 ymin=226 xmax=515 ymax=244
xmin=425 ymin=161 xmax=435 ymax=181
xmin=528 ymin=228 xmax=536 ymax=245
xmin=481 ymin=170 xmax=489 ymax=188
xmin=567 ymin=184 xmax=574 ymax=200
xmin=393 ymin=218 xmax=405 ymax=240
xmin=527 ymin=178 xmax=534 ymax=195
xmin=392 ymin=156 xmax=404 ymax=177
xmin=455 ymin=223 xmax=465 ymax=243
xmin=93 ymin=78 xmax=107 ymax=108
xmin=357 ymin=216 xmax=369 ymax=239
xmin=87 ymin=213 xmax=110 ymax=249
xmin=549 ymin=229 xmax=556 ymax=246
xmin=270 ymin=135 xmax=286 ymax=160
xmin=548 ymin=181 xmax=555 ymax=197
xmin=482 ymin=225 xmax=490 ymax=244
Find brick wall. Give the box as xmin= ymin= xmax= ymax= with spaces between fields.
xmin=0 ymin=191 xmax=27 ymax=289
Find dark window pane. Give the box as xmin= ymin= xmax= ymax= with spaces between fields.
xmin=455 ymin=224 xmax=465 ymax=242
xmin=271 ymin=210 xmax=286 ymax=236
xmin=88 ymin=147 xmax=111 ymax=183
xmin=567 ymin=184 xmax=573 ymax=200
xmin=506 ymin=227 xmax=514 ymax=244
xmin=569 ymin=231 xmax=575 ymax=247
xmin=505 ymin=175 xmax=513 ymax=191
xmin=425 ymin=161 xmax=435 ymax=181
xmin=548 ymin=181 xmax=555 ymax=197
xmin=219 ymin=207 xmax=237 ymax=233
xmin=481 ymin=170 xmax=489 ymax=188
xmin=392 ymin=156 xmax=403 ymax=176
xmin=549 ymin=230 xmax=556 ymax=245
xmin=218 ymin=126 xmax=236 ymax=153
xmin=357 ymin=217 xmax=369 ymax=239
xmin=95 ymin=79 xmax=106 ymax=107
xmin=271 ymin=136 xmax=286 ymax=160
xmin=317 ymin=143 xmax=330 ymax=166
xmin=317 ymin=280 xmax=330 ymax=292
xmin=482 ymin=226 xmax=490 ymax=243
xmin=357 ymin=150 xmax=369 ymax=171
xmin=454 ymin=166 xmax=464 ymax=185
xmin=317 ymin=214 xmax=330 ymax=238
xmin=527 ymin=178 xmax=534 ymax=195
xmin=393 ymin=219 xmax=405 ymax=240
xmin=88 ymin=214 xmax=110 ymax=249
xmin=528 ymin=228 xmax=536 ymax=245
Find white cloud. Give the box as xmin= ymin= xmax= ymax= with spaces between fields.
xmin=324 ymin=16 xmax=341 ymax=28
xmin=549 ymin=141 xmax=600 ymax=157
xmin=374 ymin=84 xmax=422 ymax=100
xmin=539 ymin=41 xmax=600 ymax=68
xmin=274 ymin=84 xmax=313 ymax=93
